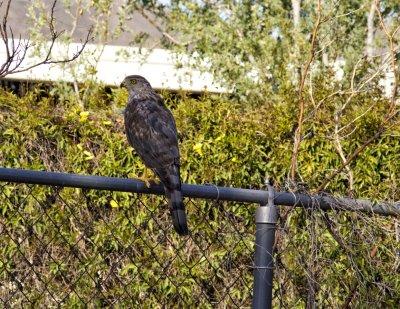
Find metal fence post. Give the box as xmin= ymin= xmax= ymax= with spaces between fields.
xmin=252 ymin=184 xmax=277 ymax=309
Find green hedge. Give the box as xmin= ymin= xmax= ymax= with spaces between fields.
xmin=1 ymin=86 xmax=399 ymax=195
xmin=0 ymin=86 xmax=398 ymax=306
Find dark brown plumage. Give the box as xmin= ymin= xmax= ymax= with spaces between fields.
xmin=121 ymin=75 xmax=188 ymax=235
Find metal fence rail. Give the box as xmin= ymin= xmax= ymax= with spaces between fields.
xmin=1 ymin=168 xmax=399 ymax=216
xmin=0 ymin=167 xmax=399 ymax=308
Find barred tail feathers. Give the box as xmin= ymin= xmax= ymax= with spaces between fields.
xmin=167 ymin=188 xmax=188 ymax=235
xmin=155 ymin=165 xmax=189 ymax=235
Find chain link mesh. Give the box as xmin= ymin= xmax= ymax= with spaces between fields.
xmin=273 ymin=201 xmax=399 ymax=307
xmin=0 ymin=183 xmax=255 ymax=307
xmin=0 ymin=182 xmax=398 ymax=307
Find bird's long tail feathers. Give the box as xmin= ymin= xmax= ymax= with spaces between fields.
xmin=156 ymin=165 xmax=189 ymax=235
xmin=166 ymin=188 xmax=188 ymax=235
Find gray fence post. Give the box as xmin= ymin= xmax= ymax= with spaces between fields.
xmin=252 ymin=184 xmax=277 ymax=309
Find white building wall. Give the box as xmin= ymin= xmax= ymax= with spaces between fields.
xmin=1 ymin=40 xmax=225 ymax=93
xmin=1 ymin=40 xmax=396 ymax=98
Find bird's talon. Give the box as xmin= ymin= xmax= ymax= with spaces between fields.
xmin=137 ymin=176 xmax=153 ymax=188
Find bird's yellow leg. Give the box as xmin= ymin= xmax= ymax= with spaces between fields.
xmin=138 ymin=167 xmax=159 ymax=188
xmin=138 ymin=167 xmax=152 ymax=188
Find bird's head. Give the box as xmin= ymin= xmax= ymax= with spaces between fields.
xmin=120 ymin=75 xmax=153 ymax=96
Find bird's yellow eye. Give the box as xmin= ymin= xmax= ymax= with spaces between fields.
xmin=130 ymin=80 xmax=137 ymax=85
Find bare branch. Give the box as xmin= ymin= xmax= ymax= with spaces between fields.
xmin=0 ymin=0 xmax=93 ymax=78
xmin=333 ymin=116 xmax=355 ymax=194
xmin=316 ymin=1 xmax=400 ymax=192
xmin=316 ymin=109 xmax=399 ymax=192
xmin=289 ymin=0 xmax=323 ymax=181
xmin=366 ymin=0 xmax=376 ymax=60
xmin=375 ymin=0 xmax=399 ymax=109
xmin=140 ymin=8 xmax=182 ymax=46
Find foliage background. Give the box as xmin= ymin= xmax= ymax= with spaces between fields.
xmin=0 ymin=83 xmax=399 ymax=306
xmin=1 ymin=0 xmax=400 ymax=307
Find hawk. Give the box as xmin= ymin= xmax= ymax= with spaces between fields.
xmin=121 ymin=75 xmax=189 ymax=235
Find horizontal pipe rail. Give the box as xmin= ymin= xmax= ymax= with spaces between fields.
xmin=0 ymin=167 xmax=399 ymax=216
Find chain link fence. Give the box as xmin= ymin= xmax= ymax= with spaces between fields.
xmin=0 ymin=169 xmax=399 ymax=307
xmin=0 ymin=182 xmax=255 ymax=307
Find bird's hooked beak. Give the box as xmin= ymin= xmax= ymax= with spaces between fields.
xmin=120 ymin=80 xmax=126 ymax=88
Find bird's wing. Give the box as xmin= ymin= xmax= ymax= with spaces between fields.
xmin=125 ymin=98 xmax=179 ymax=169
xmin=154 ymin=94 xmax=178 ymax=135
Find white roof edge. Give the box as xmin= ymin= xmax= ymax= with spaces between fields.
xmin=1 ymin=40 xmax=226 ymax=93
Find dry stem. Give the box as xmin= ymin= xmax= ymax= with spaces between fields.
xmin=0 ymin=0 xmax=92 ymax=78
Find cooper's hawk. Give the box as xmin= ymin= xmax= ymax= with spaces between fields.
xmin=121 ymin=75 xmax=189 ymax=235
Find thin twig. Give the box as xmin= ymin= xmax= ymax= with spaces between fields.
xmin=140 ymin=8 xmax=182 ymax=46
xmin=317 ymin=1 xmax=399 ymax=191
xmin=375 ymin=0 xmax=399 ymax=110
xmin=290 ymin=0 xmax=323 ymax=181
xmin=316 ymin=110 xmax=399 ymax=191
xmin=0 ymin=0 xmax=93 ymax=78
